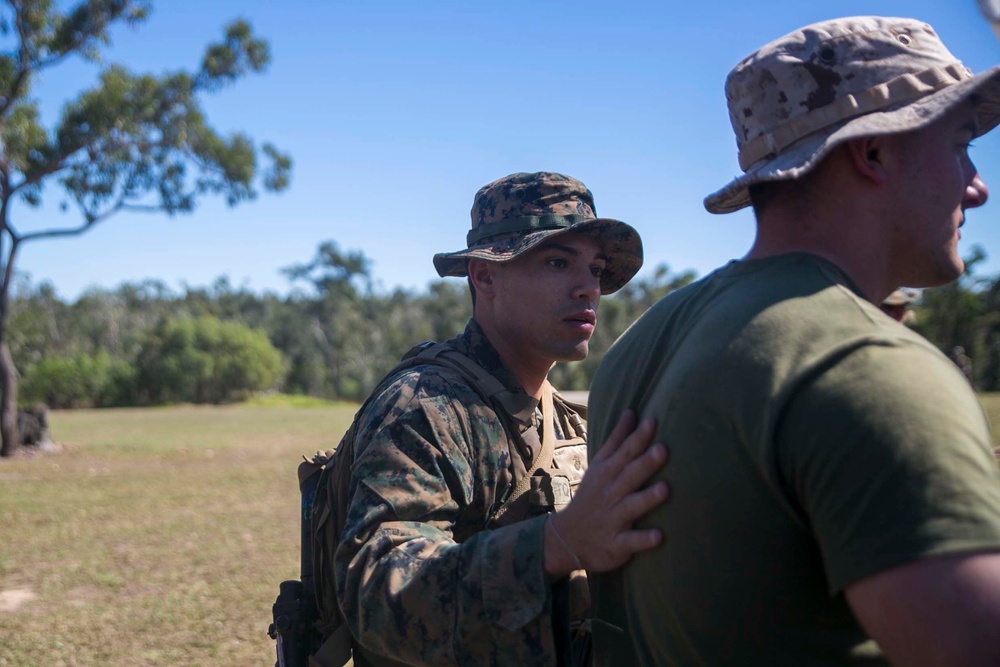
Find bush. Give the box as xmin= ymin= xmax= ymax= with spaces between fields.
xmin=134 ymin=316 xmax=285 ymax=404
xmin=21 ymin=350 xmax=135 ymax=409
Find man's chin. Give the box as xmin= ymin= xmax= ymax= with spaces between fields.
xmin=554 ymin=342 xmax=590 ymax=363
xmin=904 ymin=256 xmax=964 ymax=289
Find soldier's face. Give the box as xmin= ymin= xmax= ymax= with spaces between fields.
xmin=488 ymin=233 xmax=605 ymax=367
xmin=886 ymin=100 xmax=990 ymax=287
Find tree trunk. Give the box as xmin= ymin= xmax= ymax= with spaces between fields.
xmin=0 ymin=339 xmax=19 ymax=457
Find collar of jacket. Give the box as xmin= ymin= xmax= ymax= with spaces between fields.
xmin=451 ymin=319 xmax=540 ymax=430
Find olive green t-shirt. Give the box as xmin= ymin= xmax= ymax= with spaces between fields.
xmin=588 ymin=253 xmax=1000 ymax=666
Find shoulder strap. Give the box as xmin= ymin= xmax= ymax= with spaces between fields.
xmin=541 ymin=382 xmax=555 ymax=460
xmin=309 ymin=624 xmax=352 ymax=667
xmin=407 ymin=342 xmax=537 ymax=418
xmin=490 ymin=381 xmax=555 ymax=522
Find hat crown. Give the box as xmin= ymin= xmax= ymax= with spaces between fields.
xmin=471 ymin=172 xmax=597 ymax=238
xmin=433 ymin=170 xmax=643 ymax=294
xmin=727 ymin=17 xmax=963 ymax=165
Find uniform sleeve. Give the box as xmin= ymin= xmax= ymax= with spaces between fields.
xmin=776 ymin=339 xmax=1000 ymax=594
xmin=334 ymin=372 xmax=558 ymax=666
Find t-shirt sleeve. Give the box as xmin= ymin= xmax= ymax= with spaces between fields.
xmin=775 ymin=338 xmax=1000 ymax=594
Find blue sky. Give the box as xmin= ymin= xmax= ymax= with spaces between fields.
xmin=12 ymin=0 xmax=1000 ymax=299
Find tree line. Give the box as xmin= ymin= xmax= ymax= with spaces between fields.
xmin=10 ymin=242 xmax=694 ymax=408
xmin=11 ymin=243 xmax=999 ymax=411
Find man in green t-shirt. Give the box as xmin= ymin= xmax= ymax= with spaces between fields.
xmin=586 ymin=16 xmax=1000 ymax=667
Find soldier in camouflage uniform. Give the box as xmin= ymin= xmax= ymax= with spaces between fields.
xmin=335 ymin=172 xmax=669 ymax=666
xmin=588 ymin=17 xmax=1000 ymax=667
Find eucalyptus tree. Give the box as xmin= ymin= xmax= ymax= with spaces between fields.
xmin=0 ymin=1 xmax=291 ymax=456
xmin=282 ymin=242 xmax=375 ymax=400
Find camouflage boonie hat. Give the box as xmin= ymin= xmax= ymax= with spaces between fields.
xmin=705 ymin=16 xmax=1000 ymax=214
xmin=433 ymin=172 xmax=643 ymax=294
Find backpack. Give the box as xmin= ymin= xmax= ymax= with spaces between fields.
xmin=296 ymin=341 xmax=575 ymax=667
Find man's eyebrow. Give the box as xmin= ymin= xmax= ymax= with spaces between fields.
xmin=541 ymin=242 xmax=609 ymax=262
xmin=961 ymin=120 xmax=981 ymax=137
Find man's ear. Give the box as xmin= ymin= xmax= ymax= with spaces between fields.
xmin=843 ymin=136 xmax=890 ymax=186
xmin=468 ymin=259 xmax=498 ymax=298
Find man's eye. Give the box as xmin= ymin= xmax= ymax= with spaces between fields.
xmin=591 ymin=266 xmax=605 ymax=278
xmin=548 ymin=258 xmax=568 ymax=268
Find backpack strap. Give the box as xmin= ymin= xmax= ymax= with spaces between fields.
xmin=409 ymin=342 xmax=537 ymax=421
xmin=490 ymin=380 xmax=555 ymax=523
xmin=308 ymin=623 xmax=352 ymax=667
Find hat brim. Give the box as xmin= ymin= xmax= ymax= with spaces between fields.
xmin=704 ymin=64 xmax=1000 ymax=214
xmin=432 ymin=218 xmax=643 ymax=295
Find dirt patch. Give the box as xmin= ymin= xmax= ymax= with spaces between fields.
xmin=10 ymin=440 xmax=64 ymax=459
xmin=0 ymin=587 xmax=37 ymax=611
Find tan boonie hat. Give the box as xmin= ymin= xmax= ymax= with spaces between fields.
xmin=705 ymin=16 xmax=1000 ymax=214
xmin=882 ymin=287 xmax=920 ymax=306
xmin=433 ymin=172 xmax=643 ymax=294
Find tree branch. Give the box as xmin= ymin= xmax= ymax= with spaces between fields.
xmin=16 ymin=193 xmax=177 ymax=246
xmin=17 ymin=219 xmax=99 ymax=244
xmin=0 ymin=2 xmax=37 ymax=119
xmin=8 ymin=152 xmax=71 ymax=193
xmin=16 ymin=197 xmax=127 ymax=245
xmin=120 ymin=203 xmax=165 ymax=213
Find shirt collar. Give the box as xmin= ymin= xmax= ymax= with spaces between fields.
xmin=446 ymin=318 xmax=538 ymax=427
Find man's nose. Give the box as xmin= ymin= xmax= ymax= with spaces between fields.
xmin=965 ymin=173 xmax=990 ymax=210
xmin=575 ymin=272 xmax=601 ymax=301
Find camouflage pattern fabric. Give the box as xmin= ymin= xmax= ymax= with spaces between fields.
xmin=704 ymin=16 xmax=1000 ymax=213
xmin=335 ymin=319 xmax=586 ymax=666
xmin=432 ymin=171 xmax=642 ymax=295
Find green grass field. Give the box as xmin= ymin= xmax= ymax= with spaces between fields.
xmin=3 ymin=394 xmax=1000 ymax=666
xmin=0 ymin=401 xmax=358 ymax=667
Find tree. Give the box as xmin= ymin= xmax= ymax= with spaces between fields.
xmin=912 ymin=247 xmax=988 ymax=382
xmin=133 ymin=315 xmax=284 ymax=405
xmin=0 ymin=2 xmax=292 ymax=456
xmin=282 ymin=242 xmax=376 ymax=400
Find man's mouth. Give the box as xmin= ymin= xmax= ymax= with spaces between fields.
xmin=565 ymin=311 xmax=597 ymax=326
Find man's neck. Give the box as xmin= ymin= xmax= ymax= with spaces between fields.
xmin=747 ymin=204 xmax=894 ymax=304
xmin=473 ymin=316 xmax=552 ymax=399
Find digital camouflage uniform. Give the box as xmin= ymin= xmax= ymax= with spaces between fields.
xmin=335 ymin=319 xmax=587 ymax=666
xmin=333 ymin=172 xmax=642 ymax=667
